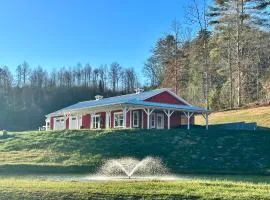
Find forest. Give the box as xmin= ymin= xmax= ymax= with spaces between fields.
xmin=144 ymin=0 xmax=270 ymax=110
xmin=0 ymin=62 xmax=139 ymax=130
xmin=0 ymin=0 xmax=269 ymax=130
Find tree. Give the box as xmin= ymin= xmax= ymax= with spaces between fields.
xmin=109 ymin=62 xmax=122 ymax=92
xmin=208 ymin=0 xmax=270 ymax=107
xmin=186 ymin=0 xmax=212 ymax=109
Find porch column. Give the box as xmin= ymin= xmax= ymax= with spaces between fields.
xmin=106 ymin=111 xmax=111 ymax=129
xmin=183 ymin=112 xmax=194 ymax=130
xmin=77 ymin=114 xmax=80 ymax=130
xmin=90 ymin=112 xmax=96 ymax=129
xmin=123 ymin=106 xmax=130 ymax=129
xmin=163 ymin=110 xmax=174 ymax=129
xmin=143 ymin=108 xmax=155 ymax=129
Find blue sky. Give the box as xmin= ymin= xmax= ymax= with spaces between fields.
xmin=0 ymin=0 xmax=195 ymax=78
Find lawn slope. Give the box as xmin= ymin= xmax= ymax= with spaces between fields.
xmin=0 ymin=128 xmax=269 ymax=175
xmin=0 ymin=179 xmax=269 ymax=200
xmin=196 ymin=106 xmax=270 ymax=128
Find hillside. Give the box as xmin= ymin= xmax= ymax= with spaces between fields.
xmin=196 ymin=106 xmax=270 ymax=128
xmin=0 ymin=129 xmax=269 ymax=175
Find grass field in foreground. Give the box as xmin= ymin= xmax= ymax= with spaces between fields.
xmin=0 ymin=128 xmax=269 ymax=175
xmin=0 ymin=179 xmax=269 ymax=200
xmin=196 ymin=106 xmax=270 ymax=128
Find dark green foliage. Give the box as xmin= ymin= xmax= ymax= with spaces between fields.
xmin=0 ymin=62 xmax=139 ymax=131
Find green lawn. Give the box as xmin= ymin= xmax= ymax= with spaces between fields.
xmin=0 ymin=128 xmax=269 ymax=175
xmin=0 ymin=179 xmax=269 ymax=200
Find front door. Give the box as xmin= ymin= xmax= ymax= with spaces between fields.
xmin=156 ymin=113 xmax=164 ymax=129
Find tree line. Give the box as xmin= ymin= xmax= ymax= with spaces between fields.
xmin=144 ymin=0 xmax=270 ymax=110
xmin=0 ymin=62 xmax=139 ymax=130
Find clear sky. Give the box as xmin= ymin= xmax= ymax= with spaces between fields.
xmin=0 ymin=0 xmax=194 ymax=78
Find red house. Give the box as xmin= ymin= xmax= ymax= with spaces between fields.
xmin=45 ymin=88 xmax=210 ymax=131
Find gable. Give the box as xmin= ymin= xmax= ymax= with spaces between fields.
xmin=144 ymin=91 xmax=188 ymax=105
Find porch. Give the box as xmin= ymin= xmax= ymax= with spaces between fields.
xmin=49 ymin=102 xmax=209 ymax=130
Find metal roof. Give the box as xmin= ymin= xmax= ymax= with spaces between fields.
xmin=46 ymin=88 xmax=209 ymax=116
xmin=125 ymin=99 xmax=208 ymax=113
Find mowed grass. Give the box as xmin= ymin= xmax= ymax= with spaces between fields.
xmin=0 ymin=128 xmax=269 ymax=175
xmin=196 ymin=106 xmax=270 ymax=128
xmin=0 ymin=179 xmax=269 ymax=200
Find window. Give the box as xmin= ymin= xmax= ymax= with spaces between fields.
xmin=114 ymin=112 xmax=124 ymax=128
xmin=93 ymin=115 xmax=100 ymax=129
xmin=133 ymin=111 xmax=139 ymax=127
xmin=150 ymin=113 xmax=155 ymax=128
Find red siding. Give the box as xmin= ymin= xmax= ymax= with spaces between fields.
xmin=66 ymin=118 xmax=69 ymax=129
xmin=50 ymin=117 xmax=54 ymax=130
xmin=143 ymin=111 xmax=147 ymax=129
xmin=126 ymin=110 xmax=130 ymax=128
xmin=170 ymin=112 xmax=181 ymax=128
xmin=139 ymin=110 xmax=143 ymax=128
xmin=82 ymin=114 xmax=90 ymax=129
xmin=145 ymin=91 xmax=187 ymax=105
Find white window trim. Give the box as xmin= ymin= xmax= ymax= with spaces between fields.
xmin=114 ymin=112 xmax=124 ymax=128
xmin=69 ymin=115 xmax=82 ymax=130
xmin=92 ymin=114 xmax=101 ymax=129
xmin=132 ymin=111 xmax=139 ymax=128
xmin=150 ymin=113 xmax=156 ymax=129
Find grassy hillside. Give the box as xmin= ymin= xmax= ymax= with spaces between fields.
xmin=0 ymin=129 xmax=269 ymax=175
xmin=196 ymin=106 xmax=270 ymax=128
